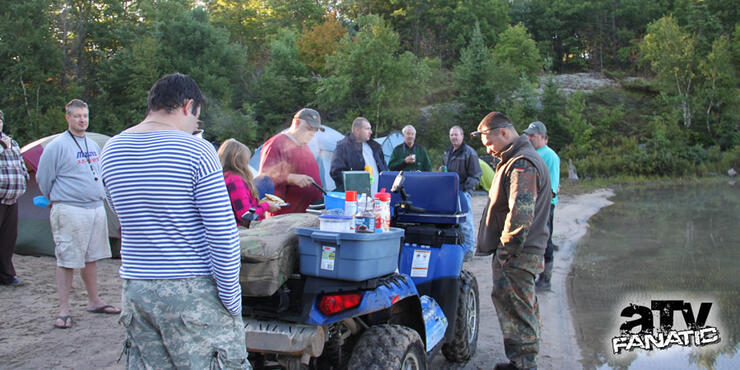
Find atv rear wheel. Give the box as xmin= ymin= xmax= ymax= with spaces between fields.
xmin=347 ymin=324 xmax=426 ymax=370
xmin=441 ymin=269 xmax=479 ymax=362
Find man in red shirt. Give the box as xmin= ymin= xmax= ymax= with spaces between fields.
xmin=259 ymin=108 xmax=324 ymax=216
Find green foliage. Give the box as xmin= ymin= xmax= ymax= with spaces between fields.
xmin=416 ymin=103 xmax=461 ymax=166
xmin=561 ymin=92 xmax=593 ymax=157
xmin=697 ymin=35 xmax=739 ymax=149
xmin=253 ymin=28 xmax=312 ymax=142
xmin=672 ymin=0 xmax=724 ymax=56
xmin=640 ymin=14 xmax=738 ymax=149
xmin=498 ymin=77 xmax=540 ymax=132
xmin=94 ymin=6 xmax=252 ymax=142
xmin=566 ymin=137 xmax=737 ymax=178
xmin=453 ymin=22 xmax=497 ymax=129
xmin=207 ymin=0 xmax=325 ymax=64
xmin=640 ymin=15 xmax=697 ymax=129
xmin=297 ymin=14 xmax=346 ymax=76
xmin=1 ymin=0 xmax=736 ymax=182
xmin=492 ymin=24 xmax=542 ymax=83
xmin=316 ymin=15 xmax=431 ymax=135
xmin=539 ymin=78 xmax=570 ymax=151
xmin=509 ymin=0 xmax=592 ymax=72
xmin=0 ymin=0 xmax=67 ymax=144
xmin=510 ymin=0 xmax=675 ymax=71
xmin=334 ymin=0 xmax=510 ymax=66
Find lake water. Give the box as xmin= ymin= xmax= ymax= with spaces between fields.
xmin=570 ymin=181 xmax=740 ymax=370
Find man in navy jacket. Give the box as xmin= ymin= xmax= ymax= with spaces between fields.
xmin=330 ymin=117 xmax=387 ymax=193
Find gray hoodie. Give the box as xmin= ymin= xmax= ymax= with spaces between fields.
xmin=37 ymin=132 xmax=105 ymax=207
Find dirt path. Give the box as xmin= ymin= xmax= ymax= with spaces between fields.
xmin=0 ymin=190 xmax=614 ymax=369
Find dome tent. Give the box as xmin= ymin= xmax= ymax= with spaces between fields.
xmin=17 ymin=132 xmax=121 ymax=257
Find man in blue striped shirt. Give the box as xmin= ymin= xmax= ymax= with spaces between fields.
xmin=101 ymin=73 xmax=249 ymax=369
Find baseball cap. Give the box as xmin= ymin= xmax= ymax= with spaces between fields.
xmin=523 ymin=121 xmax=547 ymax=135
xmin=294 ymin=108 xmax=324 ymax=131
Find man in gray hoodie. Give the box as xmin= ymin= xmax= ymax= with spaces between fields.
xmin=37 ymin=99 xmax=119 ymax=329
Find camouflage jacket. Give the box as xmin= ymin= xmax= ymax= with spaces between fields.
xmin=476 ymin=135 xmax=551 ymax=260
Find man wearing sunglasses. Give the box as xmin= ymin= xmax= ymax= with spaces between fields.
xmin=472 ymin=112 xmax=551 ymax=370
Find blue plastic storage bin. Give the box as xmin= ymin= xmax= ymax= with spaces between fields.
xmin=295 ymin=227 xmax=404 ymax=281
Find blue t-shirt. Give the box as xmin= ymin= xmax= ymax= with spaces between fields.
xmin=536 ymin=145 xmax=560 ymax=205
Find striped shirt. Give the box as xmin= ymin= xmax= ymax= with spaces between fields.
xmin=100 ymin=130 xmax=242 ymax=315
xmin=0 ymin=134 xmax=28 ymax=205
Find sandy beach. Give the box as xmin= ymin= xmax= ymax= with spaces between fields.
xmin=0 ymin=189 xmax=614 ymax=369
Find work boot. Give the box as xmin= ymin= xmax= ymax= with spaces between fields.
xmin=535 ymin=262 xmax=553 ymax=292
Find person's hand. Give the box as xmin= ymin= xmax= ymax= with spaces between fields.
xmin=404 ymin=155 xmax=416 ymax=164
xmin=266 ymin=201 xmax=281 ymax=213
xmin=287 ymin=173 xmax=314 ymax=188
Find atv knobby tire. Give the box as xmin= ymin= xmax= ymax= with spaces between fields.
xmin=441 ymin=269 xmax=479 ymax=362
xmin=347 ymin=324 xmax=426 ymax=370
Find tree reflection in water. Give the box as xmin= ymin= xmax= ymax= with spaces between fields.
xmin=570 ymin=181 xmax=739 ymax=369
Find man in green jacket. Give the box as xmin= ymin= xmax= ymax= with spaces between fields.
xmin=388 ymin=125 xmax=431 ymax=172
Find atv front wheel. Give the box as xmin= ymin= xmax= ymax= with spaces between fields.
xmin=441 ymin=269 xmax=479 ymax=362
xmin=347 ymin=324 xmax=426 ymax=370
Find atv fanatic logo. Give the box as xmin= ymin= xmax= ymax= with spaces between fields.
xmin=612 ymin=300 xmax=721 ymax=354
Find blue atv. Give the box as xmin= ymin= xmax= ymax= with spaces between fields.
xmin=242 ymin=171 xmax=479 ymax=369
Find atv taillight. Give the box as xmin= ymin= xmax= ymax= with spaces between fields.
xmin=318 ymin=292 xmax=362 ymax=315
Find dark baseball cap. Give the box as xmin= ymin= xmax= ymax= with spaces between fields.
xmin=294 ymin=108 xmax=324 ymax=131
xmin=523 ymin=121 xmax=547 ymax=135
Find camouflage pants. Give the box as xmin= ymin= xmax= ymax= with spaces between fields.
xmin=491 ymin=252 xmax=544 ymax=369
xmin=119 ymin=277 xmax=251 ymax=369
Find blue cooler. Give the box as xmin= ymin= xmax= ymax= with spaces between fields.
xmin=376 ymin=172 xmax=467 ymax=282
xmin=399 ymin=225 xmax=464 ymax=285
xmin=377 ymin=171 xmax=466 ymax=225
xmin=324 ymin=192 xmax=345 ymax=211
xmin=295 ymin=227 xmax=404 ymax=281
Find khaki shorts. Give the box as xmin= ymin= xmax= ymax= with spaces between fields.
xmin=50 ymin=203 xmax=111 ymax=268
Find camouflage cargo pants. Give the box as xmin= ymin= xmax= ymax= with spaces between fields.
xmin=491 ymin=252 xmax=544 ymax=369
xmin=119 ymin=277 xmax=251 ymax=369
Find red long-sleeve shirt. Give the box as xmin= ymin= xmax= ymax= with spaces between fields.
xmin=258 ymin=133 xmax=322 ymax=216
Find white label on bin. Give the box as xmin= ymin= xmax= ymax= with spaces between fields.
xmin=321 ymin=246 xmax=336 ymax=271
xmin=410 ymin=249 xmax=431 ymax=277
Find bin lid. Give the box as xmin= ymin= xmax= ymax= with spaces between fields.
xmin=319 ymin=214 xmax=352 ymax=220
xmin=296 ymin=227 xmax=404 ymax=240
